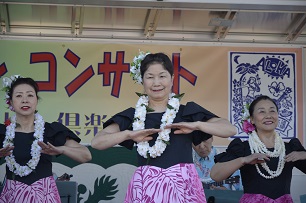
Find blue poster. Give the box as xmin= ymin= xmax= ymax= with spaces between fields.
xmin=230 ymin=52 xmax=296 ymax=139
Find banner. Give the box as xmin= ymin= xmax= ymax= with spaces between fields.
xmin=230 ymin=52 xmax=298 ymax=139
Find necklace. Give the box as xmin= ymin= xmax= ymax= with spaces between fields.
xmin=3 ymin=113 xmax=45 ymax=177
xmin=249 ymin=131 xmax=285 ymax=179
xmin=133 ymin=93 xmax=180 ymax=158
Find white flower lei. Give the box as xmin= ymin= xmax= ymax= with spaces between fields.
xmin=130 ymin=50 xmax=150 ymax=84
xmin=3 ymin=113 xmax=45 ymax=177
xmin=249 ymin=130 xmax=285 ymax=179
xmin=134 ymin=93 xmax=180 ymax=158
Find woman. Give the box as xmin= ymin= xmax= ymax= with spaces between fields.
xmin=211 ymin=95 xmax=306 ymax=203
xmin=0 ymin=76 xmax=92 ymax=203
xmin=91 ymin=52 xmax=237 ymax=202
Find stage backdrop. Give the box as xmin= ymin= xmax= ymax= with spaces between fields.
xmin=0 ymin=40 xmax=304 ymax=203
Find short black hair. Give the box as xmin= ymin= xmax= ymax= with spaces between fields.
xmin=140 ymin=52 xmax=173 ymax=78
xmin=192 ymin=130 xmax=213 ymax=146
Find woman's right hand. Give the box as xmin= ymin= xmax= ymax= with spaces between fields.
xmin=128 ymin=128 xmax=161 ymax=143
xmin=0 ymin=145 xmax=14 ymax=157
xmin=241 ymin=153 xmax=270 ymax=165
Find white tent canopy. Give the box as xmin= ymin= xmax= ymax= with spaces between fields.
xmin=0 ymin=0 xmax=306 ymax=45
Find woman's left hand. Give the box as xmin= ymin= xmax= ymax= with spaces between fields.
xmin=165 ymin=122 xmax=198 ymax=134
xmin=285 ymin=151 xmax=306 ymax=162
xmin=38 ymin=141 xmax=63 ymax=155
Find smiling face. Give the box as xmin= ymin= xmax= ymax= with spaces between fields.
xmin=143 ymin=63 xmax=173 ymax=102
xmin=250 ymin=99 xmax=278 ymax=134
xmin=11 ymin=84 xmax=38 ymax=117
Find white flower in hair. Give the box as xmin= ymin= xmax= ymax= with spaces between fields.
xmin=2 ymin=75 xmax=23 ymax=111
xmin=3 ymin=77 xmax=13 ymax=88
xmin=2 ymin=75 xmax=22 ymax=88
xmin=241 ymin=103 xmax=255 ymax=134
xmin=130 ymin=50 xmax=150 ymax=84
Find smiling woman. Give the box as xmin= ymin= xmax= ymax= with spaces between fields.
xmin=210 ymin=95 xmax=306 ymax=203
xmin=91 ymin=51 xmax=237 ymax=203
xmin=0 ymin=76 xmax=92 ymax=203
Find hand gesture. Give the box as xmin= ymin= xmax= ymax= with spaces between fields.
xmin=38 ymin=141 xmax=63 ymax=156
xmin=285 ymin=151 xmax=306 ymax=162
xmin=129 ymin=128 xmax=161 ymax=143
xmin=165 ymin=122 xmax=198 ymax=134
xmin=0 ymin=145 xmax=14 ymax=157
xmin=242 ymin=153 xmax=270 ymax=165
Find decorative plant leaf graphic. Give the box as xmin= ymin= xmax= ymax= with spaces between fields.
xmin=77 ymin=184 xmax=87 ymax=203
xmin=85 ymin=175 xmax=118 ymax=202
xmin=235 ymin=63 xmax=259 ymax=75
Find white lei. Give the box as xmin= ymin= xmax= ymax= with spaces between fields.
xmin=133 ymin=93 xmax=180 ymax=158
xmin=3 ymin=113 xmax=45 ymax=177
xmin=249 ymin=131 xmax=285 ymax=179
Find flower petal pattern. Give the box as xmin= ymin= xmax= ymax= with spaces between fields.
xmin=0 ymin=176 xmax=61 ymax=203
xmin=124 ymin=163 xmax=206 ymax=203
xmin=240 ymin=193 xmax=293 ymax=203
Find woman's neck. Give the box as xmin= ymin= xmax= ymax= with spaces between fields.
xmin=257 ymin=130 xmax=275 ymax=148
xmin=148 ymin=99 xmax=168 ymax=112
xmin=15 ymin=114 xmax=35 ymax=133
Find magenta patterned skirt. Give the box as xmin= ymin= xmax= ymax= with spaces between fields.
xmin=240 ymin=193 xmax=293 ymax=203
xmin=0 ymin=176 xmax=61 ymax=203
xmin=125 ymin=163 xmax=206 ymax=203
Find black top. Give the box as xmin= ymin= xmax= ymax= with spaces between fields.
xmin=0 ymin=122 xmax=81 ymax=185
xmin=215 ymin=138 xmax=306 ymax=199
xmin=103 ymin=101 xmax=218 ymax=169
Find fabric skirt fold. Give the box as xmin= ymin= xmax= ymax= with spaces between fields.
xmin=240 ymin=193 xmax=293 ymax=203
xmin=125 ymin=163 xmax=206 ymax=203
xmin=0 ymin=176 xmax=61 ymax=203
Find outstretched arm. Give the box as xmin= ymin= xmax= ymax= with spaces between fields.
xmin=211 ymin=153 xmax=269 ymax=182
xmin=62 ymin=139 xmax=92 ymax=163
xmin=91 ymin=123 xmax=161 ymax=150
xmin=39 ymin=139 xmax=92 ymax=163
xmin=285 ymin=151 xmax=306 ymax=173
xmin=165 ymin=117 xmax=237 ymax=138
xmin=285 ymin=151 xmax=306 ymax=162
xmin=211 ymin=159 xmax=245 ymax=182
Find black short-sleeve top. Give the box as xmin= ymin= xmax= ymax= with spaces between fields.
xmin=103 ymin=101 xmax=218 ymax=169
xmin=0 ymin=122 xmax=81 ymax=185
xmin=214 ymin=138 xmax=306 ymax=199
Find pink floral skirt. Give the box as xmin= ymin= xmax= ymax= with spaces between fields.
xmin=0 ymin=176 xmax=61 ymax=203
xmin=240 ymin=193 xmax=293 ymax=203
xmin=125 ymin=163 xmax=206 ymax=203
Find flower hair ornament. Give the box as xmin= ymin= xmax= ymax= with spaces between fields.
xmin=130 ymin=50 xmax=150 ymax=84
xmin=2 ymin=75 xmax=23 ymax=111
xmin=241 ymin=103 xmax=255 ymax=134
